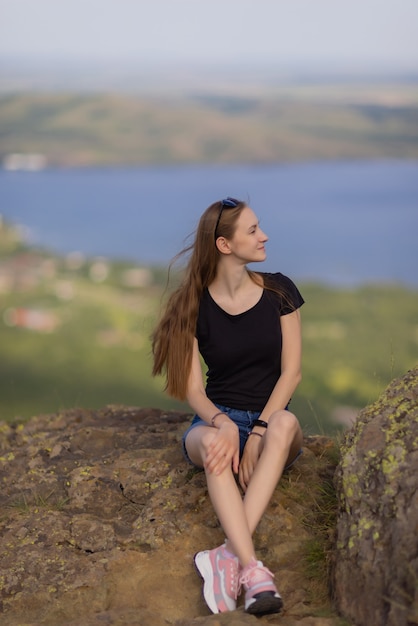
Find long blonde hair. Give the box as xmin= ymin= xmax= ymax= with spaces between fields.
xmin=152 ymin=198 xmax=253 ymax=399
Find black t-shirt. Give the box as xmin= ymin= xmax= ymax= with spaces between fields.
xmin=196 ymin=272 xmax=304 ymax=411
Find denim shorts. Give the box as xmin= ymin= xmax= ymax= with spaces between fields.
xmin=182 ymin=403 xmax=302 ymax=471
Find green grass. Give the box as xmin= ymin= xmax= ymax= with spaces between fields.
xmin=0 ymin=281 xmax=187 ymax=421
xmin=7 ymin=489 xmax=69 ymax=513
xmin=295 ymin=283 xmax=418 ymax=432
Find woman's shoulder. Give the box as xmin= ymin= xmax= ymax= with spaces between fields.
xmin=259 ymin=271 xmax=297 ymax=289
xmin=259 ymin=271 xmax=305 ymax=311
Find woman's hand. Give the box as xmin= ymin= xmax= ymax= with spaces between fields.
xmin=239 ymin=433 xmax=263 ymax=492
xmin=204 ymin=421 xmax=239 ymax=476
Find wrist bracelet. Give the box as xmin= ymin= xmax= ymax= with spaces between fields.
xmin=253 ymin=419 xmax=268 ymax=429
xmin=211 ymin=411 xmax=227 ymax=427
xmin=248 ymin=431 xmax=263 ymax=438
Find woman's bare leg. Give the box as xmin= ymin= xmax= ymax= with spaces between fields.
xmin=243 ymin=410 xmax=303 ymax=534
xmin=185 ymin=425 xmax=255 ymax=567
xmin=185 ymin=412 xmax=302 ymax=562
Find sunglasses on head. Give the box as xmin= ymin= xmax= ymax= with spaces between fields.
xmin=214 ymin=197 xmax=239 ymax=242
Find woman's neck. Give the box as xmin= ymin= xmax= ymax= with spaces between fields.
xmin=208 ymin=265 xmax=263 ymax=315
xmin=209 ymin=263 xmax=260 ymax=299
xmin=210 ymin=263 xmax=250 ymax=294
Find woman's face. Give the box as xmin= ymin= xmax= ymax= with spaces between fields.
xmin=227 ymin=206 xmax=268 ymax=263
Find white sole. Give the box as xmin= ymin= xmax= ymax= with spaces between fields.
xmin=194 ymin=551 xmax=219 ymax=613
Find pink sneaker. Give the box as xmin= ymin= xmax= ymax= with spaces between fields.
xmin=240 ymin=557 xmax=283 ymax=615
xmin=194 ymin=544 xmax=240 ymax=613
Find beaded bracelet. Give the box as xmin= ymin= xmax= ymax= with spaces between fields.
xmin=211 ymin=411 xmax=228 ymax=427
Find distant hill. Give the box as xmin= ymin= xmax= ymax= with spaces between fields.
xmin=1 ymin=83 xmax=418 ymax=167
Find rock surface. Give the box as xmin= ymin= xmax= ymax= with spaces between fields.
xmin=0 ymin=405 xmax=342 ymax=626
xmin=333 ymin=366 xmax=418 ymax=626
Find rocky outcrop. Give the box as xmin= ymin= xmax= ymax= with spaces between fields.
xmin=0 ymin=405 xmax=341 ymax=626
xmin=3 ymin=368 xmax=415 ymax=626
xmin=333 ymin=366 xmax=418 ymax=626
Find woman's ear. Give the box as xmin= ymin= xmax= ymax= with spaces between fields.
xmin=215 ymin=237 xmax=232 ymax=254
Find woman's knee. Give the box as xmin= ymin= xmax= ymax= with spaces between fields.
xmin=185 ymin=426 xmax=216 ymax=464
xmin=267 ymin=409 xmax=300 ymax=441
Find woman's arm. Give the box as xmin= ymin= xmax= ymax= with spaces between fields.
xmin=186 ymin=338 xmax=229 ymax=425
xmin=186 ymin=338 xmax=240 ymax=474
xmin=258 ymin=307 xmax=302 ymax=423
xmin=239 ymin=308 xmax=302 ymax=488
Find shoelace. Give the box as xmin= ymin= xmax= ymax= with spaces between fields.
xmin=227 ymin=560 xmax=240 ymax=598
xmin=240 ymin=562 xmax=275 ymax=588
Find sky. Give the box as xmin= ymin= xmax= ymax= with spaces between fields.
xmin=1 ymin=0 xmax=418 ymax=72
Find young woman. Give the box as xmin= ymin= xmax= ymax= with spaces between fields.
xmin=152 ymin=197 xmax=304 ymax=616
